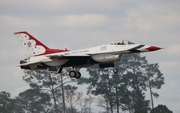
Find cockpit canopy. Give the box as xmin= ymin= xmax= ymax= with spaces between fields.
xmin=111 ymin=40 xmax=135 ymax=45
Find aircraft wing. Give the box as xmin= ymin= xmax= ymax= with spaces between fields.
xmin=17 ymin=54 xmax=91 ymax=67
xmin=47 ymin=53 xmax=91 ymax=59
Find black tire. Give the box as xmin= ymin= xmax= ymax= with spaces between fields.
xmin=113 ymin=68 xmax=118 ymax=73
xmin=75 ymin=72 xmax=81 ymax=79
xmin=69 ymin=71 xmax=76 ymax=77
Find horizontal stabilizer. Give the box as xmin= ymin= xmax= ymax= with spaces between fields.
xmin=17 ymin=60 xmax=40 ymax=67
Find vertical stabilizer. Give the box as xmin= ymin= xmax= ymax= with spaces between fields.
xmin=14 ymin=31 xmax=49 ymax=57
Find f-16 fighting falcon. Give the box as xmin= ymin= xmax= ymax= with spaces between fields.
xmin=14 ymin=31 xmax=162 ymax=79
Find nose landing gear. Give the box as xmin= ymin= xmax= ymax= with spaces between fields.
xmin=113 ymin=67 xmax=118 ymax=73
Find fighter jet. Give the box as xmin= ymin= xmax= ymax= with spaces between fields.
xmin=14 ymin=31 xmax=162 ymax=79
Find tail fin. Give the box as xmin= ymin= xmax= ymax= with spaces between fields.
xmin=14 ymin=31 xmax=50 ymax=57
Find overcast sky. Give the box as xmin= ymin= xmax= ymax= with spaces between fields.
xmin=0 ymin=0 xmax=180 ymax=112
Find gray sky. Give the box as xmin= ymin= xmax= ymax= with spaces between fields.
xmin=0 ymin=0 xmax=180 ymax=112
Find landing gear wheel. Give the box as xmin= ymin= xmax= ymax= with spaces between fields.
xmin=113 ymin=68 xmax=118 ymax=73
xmin=69 ymin=71 xmax=76 ymax=77
xmin=75 ymin=72 xmax=81 ymax=79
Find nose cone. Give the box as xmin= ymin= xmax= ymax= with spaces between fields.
xmin=147 ymin=46 xmax=162 ymax=51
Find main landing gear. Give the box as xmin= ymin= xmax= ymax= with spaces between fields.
xmin=69 ymin=68 xmax=81 ymax=79
xmin=69 ymin=67 xmax=118 ymax=79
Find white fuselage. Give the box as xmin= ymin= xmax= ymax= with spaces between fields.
xmin=38 ymin=43 xmax=147 ymax=67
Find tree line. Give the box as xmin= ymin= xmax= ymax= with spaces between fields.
xmin=0 ymin=53 xmax=173 ymax=113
